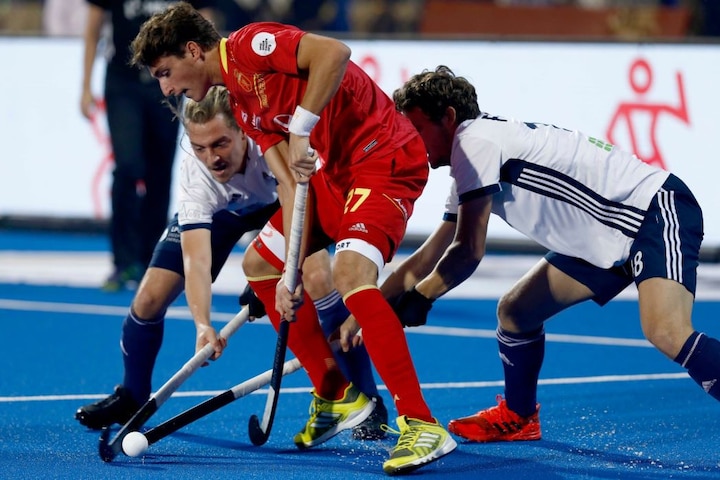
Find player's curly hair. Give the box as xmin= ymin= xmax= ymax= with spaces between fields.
xmin=393 ymin=65 xmax=480 ymax=123
xmin=130 ymin=1 xmax=221 ymax=68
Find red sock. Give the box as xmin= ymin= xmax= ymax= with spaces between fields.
xmin=248 ymin=277 xmax=348 ymax=400
xmin=344 ymin=287 xmax=433 ymax=422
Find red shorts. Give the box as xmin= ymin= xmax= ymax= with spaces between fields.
xmin=253 ymin=136 xmax=428 ymax=271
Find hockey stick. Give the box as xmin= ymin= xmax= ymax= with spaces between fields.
xmin=140 ymin=357 xmax=303 ymax=449
xmin=140 ymin=339 xmax=339 ymax=451
xmin=98 ymin=307 xmax=250 ymax=462
xmin=248 ymin=181 xmax=309 ymax=446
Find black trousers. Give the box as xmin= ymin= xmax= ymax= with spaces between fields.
xmin=104 ymin=68 xmax=179 ymax=271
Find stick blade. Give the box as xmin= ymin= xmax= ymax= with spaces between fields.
xmin=98 ymin=427 xmax=118 ymax=462
xmin=97 ymin=399 xmax=157 ymax=461
xmin=247 ymin=414 xmax=269 ymax=446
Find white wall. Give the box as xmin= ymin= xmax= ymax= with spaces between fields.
xmin=1 ymin=38 xmax=718 ymax=245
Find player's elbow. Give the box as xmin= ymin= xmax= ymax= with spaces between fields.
xmin=325 ymin=38 xmax=351 ymax=68
xmin=459 ymin=238 xmax=486 ymax=264
xmin=338 ymin=42 xmax=351 ymax=63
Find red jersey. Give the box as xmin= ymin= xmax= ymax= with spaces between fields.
xmin=218 ymin=22 xmax=420 ymax=191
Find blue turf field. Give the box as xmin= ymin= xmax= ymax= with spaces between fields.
xmin=1 ymin=230 xmax=719 ymax=479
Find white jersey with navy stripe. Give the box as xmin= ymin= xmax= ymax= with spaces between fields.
xmin=445 ymin=114 xmax=670 ymax=268
xmin=177 ymin=138 xmax=278 ymax=228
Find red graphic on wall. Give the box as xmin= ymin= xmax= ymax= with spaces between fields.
xmin=606 ymin=58 xmax=690 ymax=170
xmin=89 ymin=99 xmax=114 ymax=219
xmin=89 ymin=100 xmax=148 ymax=219
xmin=356 ymin=54 xmax=410 ymax=91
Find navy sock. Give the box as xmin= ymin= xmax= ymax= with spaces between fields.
xmin=121 ymin=308 xmax=164 ymax=404
xmin=674 ymin=331 xmax=720 ymax=400
xmin=497 ymin=327 xmax=545 ymax=417
xmin=315 ymin=290 xmax=379 ymax=398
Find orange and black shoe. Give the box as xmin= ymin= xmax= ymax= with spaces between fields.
xmin=448 ymin=394 xmax=541 ymax=442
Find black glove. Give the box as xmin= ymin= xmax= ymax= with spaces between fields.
xmin=239 ymin=283 xmax=266 ymax=319
xmin=393 ymin=286 xmax=434 ymax=327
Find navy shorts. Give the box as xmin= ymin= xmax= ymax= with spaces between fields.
xmin=149 ymin=201 xmax=279 ymax=281
xmin=546 ymin=174 xmax=704 ymax=306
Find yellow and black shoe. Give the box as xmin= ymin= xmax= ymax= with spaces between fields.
xmin=352 ymin=395 xmax=388 ymax=440
xmin=382 ymin=416 xmax=457 ymax=475
xmin=293 ymin=383 xmax=374 ymax=449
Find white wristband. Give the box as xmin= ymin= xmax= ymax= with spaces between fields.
xmin=288 ymin=105 xmax=320 ymax=137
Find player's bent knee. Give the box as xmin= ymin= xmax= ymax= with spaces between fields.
xmin=131 ymin=291 xmax=168 ymax=319
xmin=242 ymin=245 xmax=262 ymax=276
xmin=496 ymin=295 xmax=522 ymax=330
xmin=130 ymin=268 xmax=182 ymax=318
xmin=642 ymin=324 xmax=684 ymax=359
xmin=302 ymin=266 xmax=333 ymax=300
xmin=332 ymin=242 xmax=384 ymax=295
xmin=302 ymin=251 xmax=333 ymax=290
xmin=332 ymin=262 xmax=377 ymax=296
xmin=242 ymin=244 xmax=279 ymax=277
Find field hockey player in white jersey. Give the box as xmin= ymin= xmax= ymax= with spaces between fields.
xmin=75 ymin=86 xmax=386 ymax=440
xmin=376 ymin=65 xmax=718 ymax=443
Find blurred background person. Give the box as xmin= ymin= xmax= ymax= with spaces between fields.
xmin=211 ymin=0 xmax=260 ymax=33
xmin=80 ymin=0 xmax=215 ymax=292
xmin=689 ymin=0 xmax=720 ymax=36
xmin=43 ymin=0 xmax=87 ymax=36
xmin=210 ymin=0 xmax=350 ymax=33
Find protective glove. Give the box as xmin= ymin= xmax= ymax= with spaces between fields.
xmin=239 ymin=283 xmax=267 ymax=319
xmin=393 ymin=286 xmax=434 ymax=327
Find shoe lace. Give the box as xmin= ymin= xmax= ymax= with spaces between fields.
xmin=305 ymin=392 xmax=336 ymax=420
xmin=381 ymin=419 xmax=431 ymax=451
xmin=381 ymin=423 xmax=400 ymax=436
xmin=307 ymin=394 xmax=320 ymax=416
xmin=480 ymin=395 xmax=525 ymax=428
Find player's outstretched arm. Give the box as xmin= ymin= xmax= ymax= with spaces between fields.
xmin=181 ymin=228 xmax=225 ymax=363
xmin=416 ymin=195 xmax=492 ymax=300
xmin=392 ymin=196 xmax=492 ymax=327
xmin=380 ymin=220 xmax=456 ymax=303
xmin=80 ymin=4 xmax=104 ymax=119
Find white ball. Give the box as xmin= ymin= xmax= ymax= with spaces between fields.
xmin=122 ymin=431 xmax=149 ymax=457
